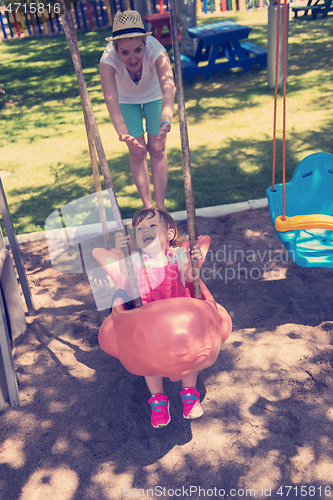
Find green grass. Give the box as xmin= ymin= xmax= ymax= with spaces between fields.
xmin=1 ymin=9 xmax=333 ymax=234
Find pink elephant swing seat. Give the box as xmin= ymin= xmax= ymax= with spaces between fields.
xmin=93 ymin=235 xmax=232 ymax=382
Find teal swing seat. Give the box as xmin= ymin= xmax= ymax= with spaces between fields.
xmin=266 ymin=152 xmax=333 ymax=268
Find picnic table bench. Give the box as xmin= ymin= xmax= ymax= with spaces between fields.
xmin=178 ymin=21 xmax=267 ymax=81
xmin=291 ymin=0 xmax=333 ymax=19
xmin=143 ymin=12 xmax=180 ymax=46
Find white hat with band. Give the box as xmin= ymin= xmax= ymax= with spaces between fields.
xmin=105 ymin=10 xmax=153 ymax=41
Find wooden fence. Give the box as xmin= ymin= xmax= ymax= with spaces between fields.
xmin=0 ymin=0 xmax=266 ymax=40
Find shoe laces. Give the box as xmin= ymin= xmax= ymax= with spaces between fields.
xmin=149 ymin=394 xmax=168 ymax=413
xmin=181 ymin=389 xmax=199 ymax=405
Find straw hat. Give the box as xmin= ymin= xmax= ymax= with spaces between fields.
xmin=105 ymin=11 xmax=152 ymax=42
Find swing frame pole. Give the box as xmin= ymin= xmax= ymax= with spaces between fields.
xmin=168 ymin=0 xmax=201 ymax=300
xmin=82 ymin=103 xmax=111 ymax=251
xmin=60 ymin=3 xmax=143 ymax=308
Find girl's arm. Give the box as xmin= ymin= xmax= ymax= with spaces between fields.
xmin=178 ymin=245 xmax=203 ymax=281
xmin=99 ymin=62 xmax=143 ymax=149
xmin=155 ymin=53 xmax=176 ymax=140
xmin=115 ymin=232 xmax=140 ymax=277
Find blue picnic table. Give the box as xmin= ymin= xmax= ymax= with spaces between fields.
xmin=180 ymin=21 xmax=267 ymax=80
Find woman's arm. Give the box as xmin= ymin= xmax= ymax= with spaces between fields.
xmin=155 ymin=52 xmax=175 ymax=139
xmin=100 ymin=62 xmax=143 ymax=148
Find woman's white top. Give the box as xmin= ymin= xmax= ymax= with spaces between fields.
xmin=100 ymin=36 xmax=166 ymax=104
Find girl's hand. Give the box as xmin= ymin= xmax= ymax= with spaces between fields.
xmin=115 ymin=232 xmax=130 ymax=253
xmin=190 ymin=244 xmax=203 ymax=261
xmin=157 ymin=122 xmax=171 ymax=140
xmin=119 ymin=134 xmax=144 ymax=149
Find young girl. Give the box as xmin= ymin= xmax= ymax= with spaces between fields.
xmin=116 ymin=207 xmax=204 ymax=428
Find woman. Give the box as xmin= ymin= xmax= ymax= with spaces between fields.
xmin=100 ymin=10 xmax=175 ymax=210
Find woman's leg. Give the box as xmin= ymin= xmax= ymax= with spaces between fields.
xmin=119 ymin=104 xmax=153 ymax=208
xmin=143 ymin=100 xmax=168 ymax=209
xmin=147 ymin=134 xmax=168 ymax=210
xmin=127 ymin=135 xmax=153 ymax=209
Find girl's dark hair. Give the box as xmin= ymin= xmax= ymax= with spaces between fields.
xmin=132 ymin=207 xmax=184 ymax=247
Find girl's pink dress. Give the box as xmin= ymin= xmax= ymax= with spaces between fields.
xmin=133 ymin=247 xmax=191 ymax=305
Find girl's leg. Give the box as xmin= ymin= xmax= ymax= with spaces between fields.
xmin=180 ymin=371 xmax=203 ymax=419
xmin=145 ymin=375 xmax=164 ymax=395
xmin=147 ymin=134 xmax=168 ymax=210
xmin=181 ymin=371 xmax=198 ymax=389
xmin=127 ymin=135 xmax=153 ymax=209
xmin=145 ymin=376 xmax=171 ymax=428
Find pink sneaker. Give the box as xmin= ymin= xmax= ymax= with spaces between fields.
xmin=180 ymin=388 xmax=203 ymax=419
xmin=148 ymin=393 xmax=171 ymax=428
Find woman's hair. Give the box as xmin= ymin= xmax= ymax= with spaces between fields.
xmin=132 ymin=207 xmax=184 ymax=247
xmin=113 ymin=36 xmax=147 ymax=51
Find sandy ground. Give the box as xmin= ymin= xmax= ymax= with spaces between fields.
xmin=1 ymin=206 xmax=333 ymax=500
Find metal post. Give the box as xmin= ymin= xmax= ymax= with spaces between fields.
xmin=0 ymin=289 xmax=20 ymax=408
xmin=267 ymin=2 xmax=289 ymax=88
xmin=0 ymin=178 xmax=35 ymax=316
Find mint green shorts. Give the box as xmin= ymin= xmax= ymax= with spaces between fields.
xmin=119 ymin=98 xmax=163 ymax=138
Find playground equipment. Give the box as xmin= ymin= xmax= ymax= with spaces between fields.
xmin=52 ymin=2 xmax=232 ymax=379
xmin=0 ymin=244 xmax=22 ymax=411
xmin=0 ymin=178 xmax=35 ymax=410
xmin=291 ymin=0 xmax=333 ymax=20
xmin=267 ymin=153 xmax=333 ymax=268
xmin=94 ymin=236 xmax=232 ymax=381
xmin=0 ymin=0 xmax=115 ymax=39
xmin=0 ymin=0 xmax=267 ymax=40
xmin=267 ymin=1 xmax=289 ymax=89
xmin=266 ymin=0 xmax=333 ymax=268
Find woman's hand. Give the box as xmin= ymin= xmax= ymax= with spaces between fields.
xmin=119 ymin=134 xmax=144 ymax=149
xmin=155 ymin=53 xmax=175 ymax=141
xmin=157 ymin=122 xmax=171 ymax=140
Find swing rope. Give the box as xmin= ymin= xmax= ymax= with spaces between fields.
xmin=271 ymin=0 xmax=288 ymax=221
xmin=282 ymin=0 xmax=288 ymax=220
xmin=169 ymin=0 xmax=202 ymax=300
xmin=271 ymin=0 xmax=280 ymax=194
xmin=60 ymin=1 xmax=202 ymax=303
xmin=267 ymin=2 xmax=333 ymax=264
xmin=60 ymin=2 xmax=143 ymax=308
